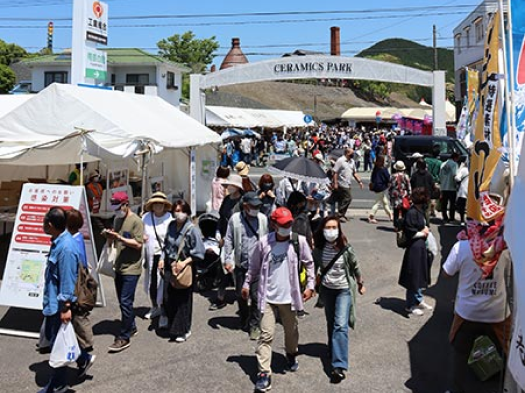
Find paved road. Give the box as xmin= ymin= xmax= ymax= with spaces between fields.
xmin=0 ymin=215 xmax=500 ymax=393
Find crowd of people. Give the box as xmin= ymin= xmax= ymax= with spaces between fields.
xmin=39 ymin=127 xmax=508 ymax=393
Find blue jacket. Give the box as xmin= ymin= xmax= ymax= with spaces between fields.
xmin=371 ymin=167 xmax=391 ymax=192
xmin=42 ymin=231 xmax=80 ymax=316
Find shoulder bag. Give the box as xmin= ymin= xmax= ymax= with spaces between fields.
xmin=315 ymin=245 xmax=349 ymax=291
xmin=169 ymin=224 xmax=194 ymax=289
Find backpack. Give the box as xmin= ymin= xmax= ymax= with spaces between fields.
xmin=75 ymin=262 xmax=98 ymax=312
xmin=291 ymin=233 xmax=307 ymax=291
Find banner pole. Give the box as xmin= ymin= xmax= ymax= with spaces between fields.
xmin=506 ymin=0 xmax=518 ymax=181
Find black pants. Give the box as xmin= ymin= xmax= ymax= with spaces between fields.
xmin=441 ymin=190 xmax=457 ymax=221
xmin=456 ymin=197 xmax=467 ymax=223
xmin=149 ymin=255 xmax=160 ymax=307
xmin=234 ymin=266 xmax=260 ymax=330
xmin=335 ymin=186 xmax=353 ymax=217
xmin=165 ymin=280 xmax=193 ymax=339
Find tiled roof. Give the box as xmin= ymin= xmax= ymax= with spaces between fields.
xmin=22 ymin=48 xmax=190 ymax=71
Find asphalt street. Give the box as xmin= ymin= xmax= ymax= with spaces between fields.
xmin=0 ymin=170 xmax=502 ymax=393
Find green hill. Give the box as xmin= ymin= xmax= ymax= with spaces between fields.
xmin=352 ymin=38 xmax=455 ymax=104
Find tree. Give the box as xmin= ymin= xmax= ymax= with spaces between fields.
xmin=157 ymin=31 xmax=219 ymax=73
xmin=0 ymin=64 xmax=16 ymax=93
xmin=0 ymin=39 xmax=28 ymax=66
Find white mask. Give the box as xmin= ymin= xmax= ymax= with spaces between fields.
xmin=323 ymin=229 xmax=339 ymax=243
xmin=116 ymin=210 xmax=126 ymax=219
xmin=276 ymin=226 xmax=292 ymax=237
xmin=175 ymin=212 xmax=188 ymax=222
xmin=246 ymin=208 xmax=259 ymax=217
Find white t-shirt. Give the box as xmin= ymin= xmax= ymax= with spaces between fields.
xmin=443 ymin=241 xmax=510 ymax=323
xmin=142 ymin=212 xmax=173 ymax=255
xmin=333 ymin=156 xmax=356 ymax=188
xmin=266 ymin=241 xmax=292 ymax=304
xmin=241 ymin=138 xmax=252 ymax=154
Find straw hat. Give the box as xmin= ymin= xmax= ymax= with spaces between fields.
xmin=394 ymin=161 xmax=406 ymax=171
xmin=235 ymin=161 xmax=250 ymax=176
xmin=222 ymin=174 xmax=244 ymax=190
xmin=144 ymin=191 xmax=172 ymax=212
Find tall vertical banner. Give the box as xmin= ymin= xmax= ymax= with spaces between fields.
xmin=467 ymin=12 xmax=504 ymax=223
xmin=0 ymin=184 xmax=99 ymax=311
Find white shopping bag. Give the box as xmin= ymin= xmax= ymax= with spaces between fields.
xmin=49 ymin=322 xmax=81 ymax=368
xmin=97 ymin=243 xmax=117 ymax=278
xmin=427 ymin=232 xmax=439 ymax=257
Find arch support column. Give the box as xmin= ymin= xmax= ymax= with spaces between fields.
xmin=190 ymin=74 xmax=205 ymax=124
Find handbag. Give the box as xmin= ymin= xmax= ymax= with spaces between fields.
xmin=402 ymin=196 xmax=411 ymax=211
xmin=169 ymin=225 xmax=193 ymax=289
xmin=97 ymin=242 xmax=117 ymax=278
xmin=396 ymin=230 xmax=409 ymax=248
xmin=49 ymin=322 xmax=81 ymax=368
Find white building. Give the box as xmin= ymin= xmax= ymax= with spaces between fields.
xmin=453 ymin=0 xmax=507 ymax=108
xmin=21 ymin=48 xmax=189 ymax=108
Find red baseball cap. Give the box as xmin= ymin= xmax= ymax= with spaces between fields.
xmin=110 ymin=191 xmax=129 ymax=210
xmin=271 ymin=207 xmax=294 ymax=226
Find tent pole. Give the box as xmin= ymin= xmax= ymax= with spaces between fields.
xmin=141 ymin=146 xmax=149 ymax=212
xmin=80 ymin=153 xmax=84 ymax=185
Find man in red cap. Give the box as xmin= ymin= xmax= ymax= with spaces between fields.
xmin=103 ymin=191 xmax=144 ymax=353
xmin=242 ymin=207 xmax=315 ymax=392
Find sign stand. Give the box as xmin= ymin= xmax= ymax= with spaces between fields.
xmin=0 ymin=184 xmax=105 ymax=339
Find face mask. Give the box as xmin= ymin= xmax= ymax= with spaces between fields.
xmin=261 ymin=183 xmax=273 ymax=192
xmin=323 ymin=229 xmax=339 ymax=243
xmin=175 ymin=212 xmax=188 ymax=222
xmin=116 ymin=210 xmax=126 ymax=219
xmin=276 ymin=226 xmax=292 ymax=237
xmin=246 ymin=208 xmax=259 ymax=217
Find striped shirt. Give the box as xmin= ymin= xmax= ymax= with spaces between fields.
xmin=321 ymin=243 xmax=348 ymax=290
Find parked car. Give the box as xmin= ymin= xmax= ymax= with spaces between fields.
xmin=9 ymin=81 xmax=32 ymax=94
xmin=392 ymin=135 xmax=469 ymax=173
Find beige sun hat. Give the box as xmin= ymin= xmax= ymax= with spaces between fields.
xmin=222 ymin=174 xmax=244 ymax=190
xmin=235 ymin=161 xmax=250 ymax=176
xmin=394 ymin=160 xmax=406 ymax=171
xmin=144 ymin=191 xmax=172 ymax=212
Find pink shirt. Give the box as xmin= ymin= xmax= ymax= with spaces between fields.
xmin=211 ymin=177 xmax=226 ymax=211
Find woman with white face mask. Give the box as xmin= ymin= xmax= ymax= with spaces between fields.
xmin=312 ymin=216 xmax=365 ymax=384
xmin=158 ymin=200 xmax=205 ymax=343
xmin=142 ymin=192 xmax=173 ymax=328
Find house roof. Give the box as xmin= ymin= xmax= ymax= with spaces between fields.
xmin=22 ymin=48 xmax=190 ymax=72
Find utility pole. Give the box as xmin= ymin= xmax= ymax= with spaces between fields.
xmin=433 ymin=24 xmax=438 ymax=70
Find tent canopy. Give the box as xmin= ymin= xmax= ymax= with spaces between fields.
xmin=0 ymin=83 xmax=221 ymax=165
xmin=206 ymin=105 xmax=310 ymax=128
xmin=0 ymin=95 xmax=34 ymax=118
xmin=341 ymin=103 xmax=456 ymax=123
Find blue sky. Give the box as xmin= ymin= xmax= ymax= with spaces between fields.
xmin=0 ymin=0 xmax=481 ymax=67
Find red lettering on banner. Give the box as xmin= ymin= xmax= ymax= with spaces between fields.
xmin=21 ymin=204 xmax=73 ymax=213
xmin=17 ymin=224 xmax=44 ymax=234
xmin=15 ymin=234 xmax=51 ymax=246
xmin=19 ymin=214 xmax=45 ymax=223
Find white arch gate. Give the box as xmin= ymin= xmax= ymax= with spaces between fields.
xmin=190 ymin=55 xmax=447 ymax=135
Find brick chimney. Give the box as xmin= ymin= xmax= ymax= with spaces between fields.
xmin=330 ymin=26 xmax=340 ymax=56
xmin=220 ymin=37 xmax=249 ymax=70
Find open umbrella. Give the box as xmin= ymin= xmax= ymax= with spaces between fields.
xmin=220 ymin=128 xmax=244 ymax=141
xmin=269 ymin=156 xmax=330 ymax=184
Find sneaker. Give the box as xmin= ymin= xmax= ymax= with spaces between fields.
xmin=108 ymin=338 xmax=131 ymax=353
xmin=209 ymin=301 xmax=227 ymax=311
xmin=254 ymin=372 xmax=272 ymax=392
xmin=249 ymin=327 xmax=261 ymax=341
xmin=174 ymin=336 xmax=186 ymax=343
xmin=405 ymin=306 xmax=424 ymax=316
xmin=78 ymin=354 xmax=96 ymax=378
xmin=368 ymin=217 xmax=378 ymax=224
xmin=38 ymin=385 xmax=70 ymax=393
xmin=339 ymin=217 xmax=347 ymax=223
xmin=158 ymin=315 xmax=169 ymax=329
xmin=184 ymin=331 xmax=192 ymax=340
xmin=286 ymin=353 xmax=299 ymax=372
xmin=297 ymin=310 xmax=308 ymax=319
xmin=145 ymin=306 xmax=161 ymax=320
xmin=131 ymin=327 xmax=138 ymax=337
xmin=331 ymin=367 xmax=346 ymax=383
xmin=417 ymin=301 xmax=434 ymax=311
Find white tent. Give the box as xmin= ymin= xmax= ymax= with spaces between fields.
xmin=0 ymin=83 xmax=221 ymax=210
xmin=206 ymin=105 xmax=309 ymax=128
xmin=0 ymin=95 xmax=34 ymax=118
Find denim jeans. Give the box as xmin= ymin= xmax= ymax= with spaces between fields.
xmin=322 ymin=286 xmax=352 ymax=370
xmin=42 ymin=313 xmax=67 ymax=391
xmin=406 ymin=288 xmax=423 ymax=309
xmin=114 ymin=273 xmax=140 ymax=340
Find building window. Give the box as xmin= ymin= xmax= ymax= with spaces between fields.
xmin=455 ymin=34 xmax=462 ymax=54
xmin=166 ymin=71 xmax=177 ymax=90
xmin=126 ymin=74 xmax=149 ymax=85
xmin=44 ymin=71 xmax=68 ymax=87
xmin=464 ymin=27 xmax=470 ymax=48
xmin=475 ymin=18 xmax=484 ymax=42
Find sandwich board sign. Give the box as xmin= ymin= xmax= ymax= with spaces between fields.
xmin=0 ymin=184 xmax=105 ymax=338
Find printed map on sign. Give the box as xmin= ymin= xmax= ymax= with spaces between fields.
xmin=20 ymin=259 xmax=43 ymax=287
